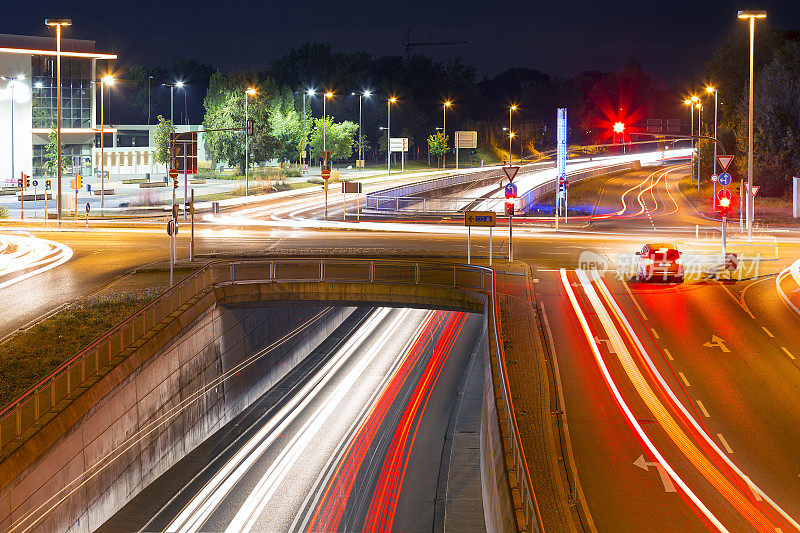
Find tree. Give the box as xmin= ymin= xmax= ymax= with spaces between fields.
xmin=428 ymin=131 xmax=448 ymax=164
xmin=309 ymin=117 xmax=359 ymax=163
xmin=43 ymin=128 xmax=67 ymax=175
xmin=202 ymin=71 xmax=278 ymax=171
xmin=268 ymin=88 xmax=308 ymax=163
xmin=153 ymin=115 xmax=174 ymax=166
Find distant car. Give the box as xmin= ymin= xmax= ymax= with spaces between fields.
xmin=635 ymin=243 xmax=684 ymax=282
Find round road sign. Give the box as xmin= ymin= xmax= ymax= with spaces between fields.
xmin=32 ymin=180 xmax=38 ymax=187
xmin=710 ymin=174 xmax=718 ymax=183
xmin=718 ymin=172 xmax=732 ymax=186
xmin=169 ymin=168 xmax=179 ymax=179
xmin=85 ymin=202 xmax=91 ymax=214
xmin=504 ymin=183 xmax=518 ymax=199
xmin=717 ymin=188 xmax=732 ymax=201
xmin=321 ymin=169 xmax=331 ymax=181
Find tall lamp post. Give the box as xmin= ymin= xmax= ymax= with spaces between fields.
xmin=148 ymin=75 xmax=153 ymax=125
xmin=244 ymin=87 xmax=256 ymax=196
xmin=443 ymin=100 xmax=451 ymax=169
xmin=45 ymin=18 xmax=71 ymax=226
xmin=696 ymin=100 xmax=702 ymax=192
xmin=509 ymin=105 xmax=517 ymax=162
xmin=739 ymin=9 xmax=767 ymax=242
xmin=100 ymin=75 xmax=114 ymax=210
xmin=1 ymin=75 xmax=25 ymax=194
xmin=303 ymin=89 xmax=315 ymax=169
xmin=323 ymin=92 xmax=333 ymax=220
xmin=352 ymin=91 xmax=371 ymax=168
xmin=162 ymin=81 xmax=184 ymax=124
xmin=387 ymin=97 xmax=396 ymax=176
xmin=706 ymin=87 xmax=719 ymax=175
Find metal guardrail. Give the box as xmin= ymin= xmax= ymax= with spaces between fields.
xmin=0 ymin=257 xmax=542 ymax=533
xmin=520 ymin=161 xmax=637 ymax=213
xmin=366 ymin=162 xmax=552 ymax=211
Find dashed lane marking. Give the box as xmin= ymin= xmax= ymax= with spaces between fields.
xmin=696 ymin=400 xmax=711 ymax=418
xmin=717 ymin=433 xmax=733 ymax=454
xmin=762 ymin=326 xmax=774 ymax=338
xmin=678 ymin=372 xmax=690 ymax=387
xmin=782 ymin=346 xmax=796 ymax=360
xmin=650 ymin=328 xmax=660 ymax=339
xmin=664 ymin=348 xmax=674 ymax=361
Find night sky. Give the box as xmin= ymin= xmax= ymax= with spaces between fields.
xmin=5 ymin=0 xmax=800 ymax=86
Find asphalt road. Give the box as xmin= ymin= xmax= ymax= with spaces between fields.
xmin=100 ymin=306 xmax=482 ymax=532
xmin=4 ymin=164 xmax=800 ymax=531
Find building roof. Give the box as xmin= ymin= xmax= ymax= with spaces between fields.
xmin=0 ymin=33 xmax=116 ymax=59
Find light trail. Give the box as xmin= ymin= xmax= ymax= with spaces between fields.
xmin=563 ymin=268 xmax=799 ymax=531
xmin=0 ymin=233 xmax=73 ymax=290
xmin=776 ymin=258 xmax=800 ymax=317
xmin=165 ymin=307 xmax=400 ymax=532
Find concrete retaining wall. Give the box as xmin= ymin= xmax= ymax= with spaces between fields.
xmin=0 ymin=301 xmax=353 ymax=532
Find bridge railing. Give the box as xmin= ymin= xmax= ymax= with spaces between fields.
xmin=0 ymin=257 xmax=541 ymax=533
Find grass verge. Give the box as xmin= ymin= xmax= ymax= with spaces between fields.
xmin=0 ymin=289 xmax=161 ymax=408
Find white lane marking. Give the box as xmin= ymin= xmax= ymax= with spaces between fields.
xmin=589 ymin=270 xmax=800 ymax=531
xmin=595 ymin=336 xmax=617 ymax=354
xmin=762 ymin=327 xmax=774 ymax=338
xmin=678 ymin=372 xmax=690 ymax=387
xmin=664 ymin=348 xmax=674 ymax=361
xmin=633 ymin=455 xmax=677 ymax=492
xmin=703 ymin=335 xmax=731 ymax=353
xmin=696 ymin=400 xmax=711 ymax=418
xmin=622 ymin=280 xmax=648 ymax=320
xmin=650 ymin=328 xmax=660 ymax=339
xmin=717 ymin=434 xmax=733 ymax=454
xmin=781 ymin=347 xmax=796 ymax=360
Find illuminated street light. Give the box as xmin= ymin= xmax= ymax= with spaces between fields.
xmin=244 ymin=87 xmax=256 ymax=196
xmin=695 ymin=101 xmax=702 ymax=192
xmin=443 ymin=101 xmax=452 ymax=169
xmin=45 ymin=18 xmax=72 ymax=225
xmin=100 ymin=75 xmax=115 ymax=210
xmin=387 ymin=97 xmax=397 ymax=176
xmin=738 ymin=9 xmax=767 ymax=242
xmin=352 ymin=91 xmax=371 ymax=169
xmin=1 ymin=74 xmax=28 ymax=201
xmin=509 ymin=105 xmax=517 ymax=162
xmin=302 ymin=89 xmax=315 ymax=168
xmin=323 ymin=92 xmax=333 ymax=220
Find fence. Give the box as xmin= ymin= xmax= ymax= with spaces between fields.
xmin=0 ymin=258 xmax=540 ymax=532
xmin=366 ymin=162 xmax=552 ymax=211
xmin=520 ymin=161 xmax=638 ymax=213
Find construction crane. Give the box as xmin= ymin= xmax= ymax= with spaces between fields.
xmin=401 ymin=29 xmax=466 ymax=60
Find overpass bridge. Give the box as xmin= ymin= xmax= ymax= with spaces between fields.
xmin=0 ymin=258 xmax=576 ymax=533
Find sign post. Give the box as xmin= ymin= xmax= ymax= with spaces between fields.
xmin=455 ymin=131 xmax=477 ymax=169
xmin=190 ymin=189 xmax=195 ymax=262
xmin=465 ymin=210 xmax=496 ymax=265
xmin=556 ymin=108 xmax=568 ymax=229
xmin=85 ymin=202 xmax=90 ymax=229
xmin=321 ymin=162 xmax=331 ymax=221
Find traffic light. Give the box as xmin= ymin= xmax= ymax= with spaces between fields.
xmin=505 ymin=199 xmax=515 ymax=216
xmin=45 ymin=179 xmax=52 ymax=190
xmin=17 ymin=178 xmax=22 ymax=188
xmin=247 ymin=119 xmax=254 ymax=136
xmin=716 ymin=189 xmax=735 ymax=218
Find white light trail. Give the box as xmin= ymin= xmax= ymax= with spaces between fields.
xmin=0 ymin=233 xmax=73 ymax=290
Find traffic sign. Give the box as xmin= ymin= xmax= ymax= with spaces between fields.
xmin=502 ymin=166 xmax=520 ymax=183
xmin=716 ymin=155 xmax=734 ymax=172
xmin=751 ymin=186 xmax=760 ymax=196
xmin=710 ymin=174 xmax=718 ymax=183
xmin=718 ymin=172 xmax=732 ymax=186
xmin=717 ymin=188 xmax=732 ymax=201
xmin=465 ymin=210 xmax=496 ymax=227
xmin=32 ymin=180 xmax=38 ymax=187
xmin=321 ymin=168 xmax=331 ymax=181
xmin=319 ymin=150 xmax=331 ymax=160
xmin=85 ymin=202 xmax=91 ymax=214
xmin=504 ymin=183 xmax=517 ymax=199
xmin=169 ymin=168 xmax=179 ymax=179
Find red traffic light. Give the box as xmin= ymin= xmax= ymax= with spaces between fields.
xmin=505 ymin=200 xmax=515 ymax=216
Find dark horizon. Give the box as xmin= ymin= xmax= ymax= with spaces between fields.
xmin=5 ymin=1 xmax=800 ymax=87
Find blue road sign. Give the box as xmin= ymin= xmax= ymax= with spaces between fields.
xmin=86 ymin=202 xmax=91 ymax=214
xmin=504 ymin=183 xmax=518 ymax=199
xmin=718 ymin=172 xmax=732 ymax=186
xmin=32 ymin=180 xmax=38 ymax=187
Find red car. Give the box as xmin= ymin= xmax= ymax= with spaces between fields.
xmin=635 ymin=243 xmax=684 ymax=282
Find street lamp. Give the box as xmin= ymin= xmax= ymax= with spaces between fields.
xmin=1 ymin=75 xmax=25 ymax=198
xmin=387 ymin=97 xmax=396 ymax=176
xmin=739 ymin=9 xmax=767 ymax=242
xmin=100 ymin=75 xmax=114 ymax=210
xmin=148 ymin=75 xmax=154 ymax=125
xmin=302 ymin=88 xmax=315 ymax=169
xmin=45 ymin=18 xmax=72 ymax=225
xmin=509 ymin=105 xmax=517 ymax=162
xmin=162 ymin=81 xmax=184 ymax=124
xmin=352 ymin=91 xmax=371 ymax=169
xmin=695 ymin=101 xmax=703 ymax=192
xmin=706 ymin=86 xmax=719 ymax=176
xmin=323 ymin=91 xmax=333 ymax=220
xmin=244 ymin=87 xmax=256 ymax=196
xmin=443 ymin=100 xmax=451 ymax=169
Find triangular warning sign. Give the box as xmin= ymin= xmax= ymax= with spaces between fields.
xmin=502 ymin=166 xmax=520 ymax=183
xmin=716 ymin=155 xmax=734 ymax=172
xmin=751 ymin=186 xmax=760 ymax=196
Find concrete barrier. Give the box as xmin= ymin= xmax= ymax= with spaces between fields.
xmin=0 ymin=301 xmax=354 ymax=532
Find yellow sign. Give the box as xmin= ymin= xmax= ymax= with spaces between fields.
xmin=465 ymin=210 xmax=496 ymax=227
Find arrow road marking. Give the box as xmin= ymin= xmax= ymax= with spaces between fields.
xmin=703 ymin=335 xmax=730 ymax=353
xmin=594 ymin=337 xmax=617 ymax=354
xmin=634 ymin=455 xmax=677 ymax=492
